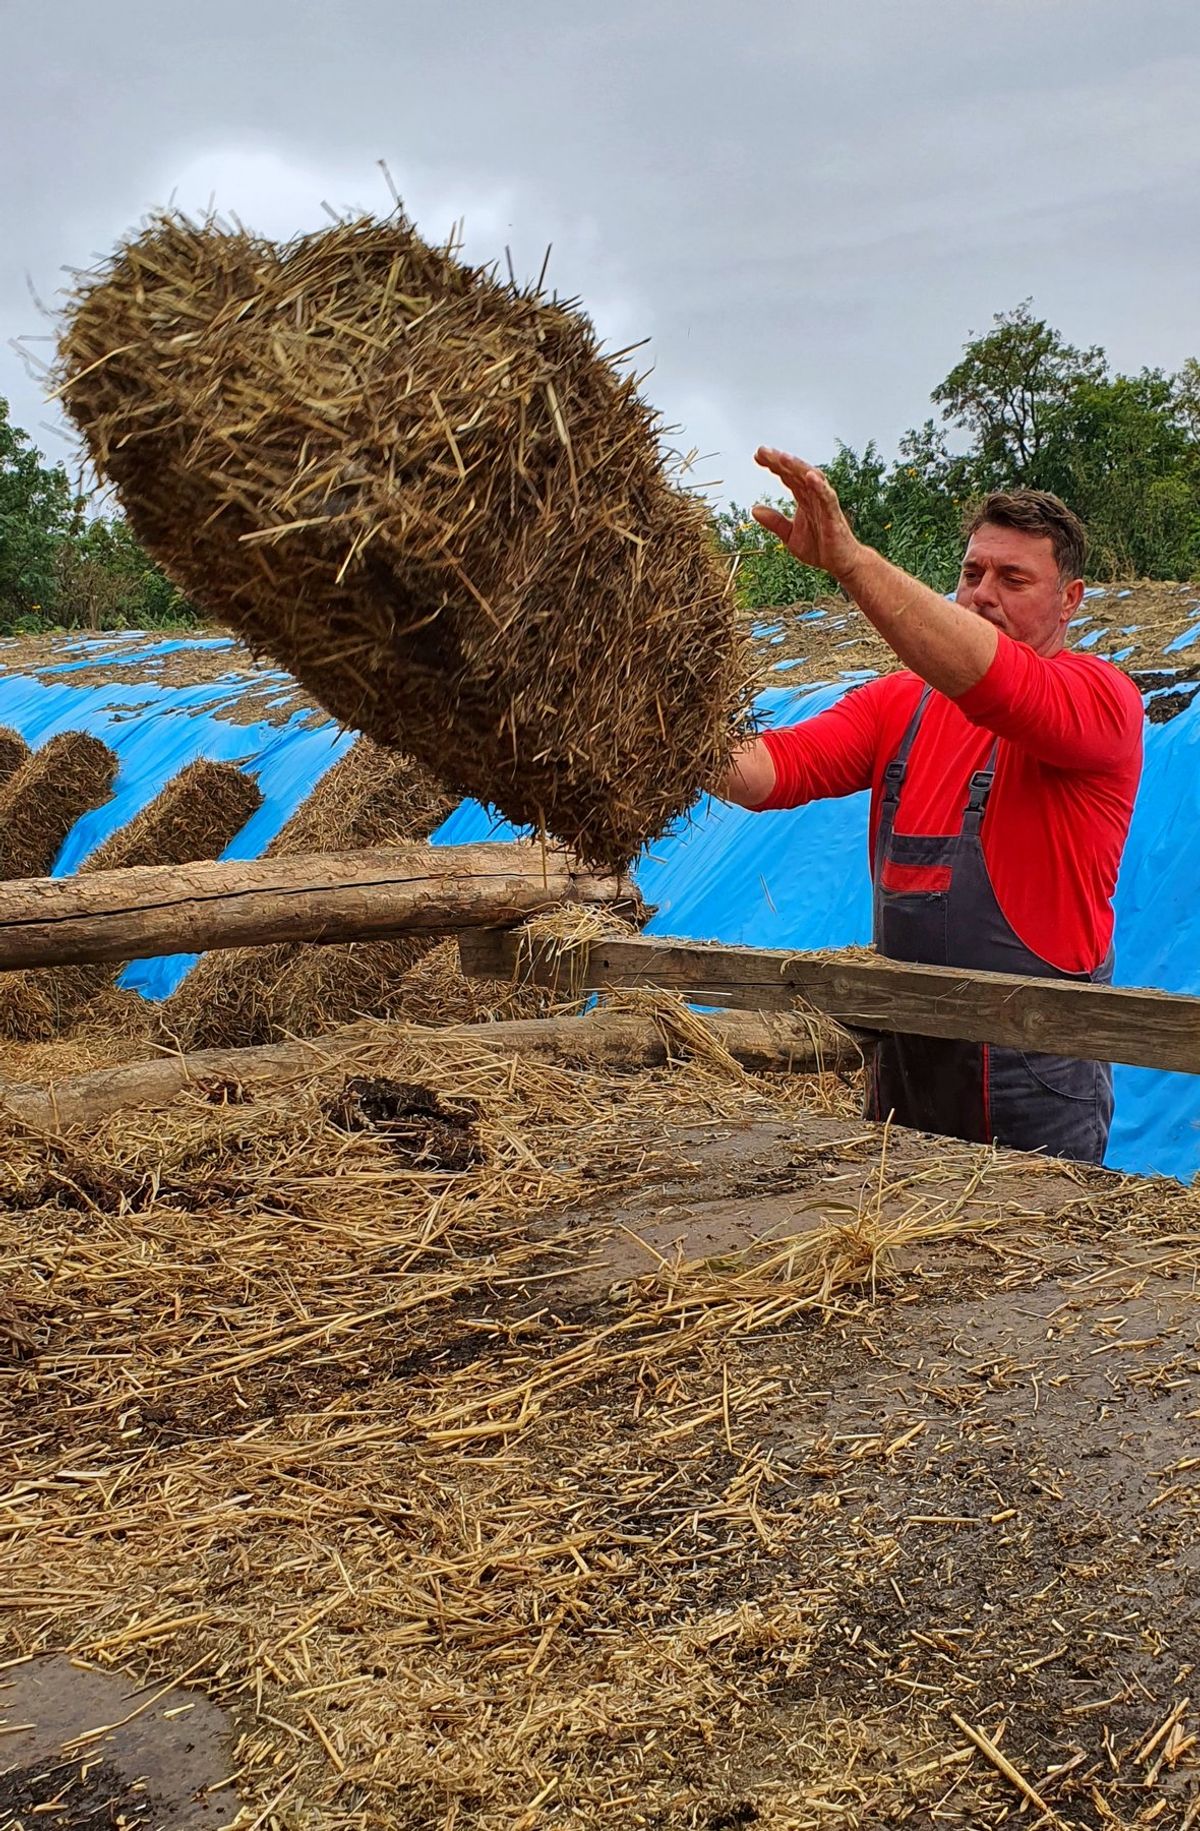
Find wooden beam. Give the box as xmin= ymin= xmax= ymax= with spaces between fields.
xmin=0 ymin=845 xmax=636 ymax=972
xmin=458 ymin=929 xmax=1200 ymax=1077
xmin=0 ymin=1007 xmax=859 ymax=1132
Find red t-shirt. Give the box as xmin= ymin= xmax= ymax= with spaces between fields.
xmin=756 ymin=635 xmax=1144 ymax=973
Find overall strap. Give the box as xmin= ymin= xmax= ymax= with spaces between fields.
xmin=874 ymin=685 xmax=933 ymax=880
xmin=880 ymin=685 xmax=934 ymax=813
xmin=960 ymin=737 xmax=1001 ymax=838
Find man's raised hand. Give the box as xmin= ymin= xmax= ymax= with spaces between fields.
xmin=752 ymin=447 xmax=861 ymax=582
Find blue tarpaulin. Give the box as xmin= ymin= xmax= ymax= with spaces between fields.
xmin=0 ymin=614 xmax=1196 ymax=1184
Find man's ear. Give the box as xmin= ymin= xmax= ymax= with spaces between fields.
xmin=1062 ymin=577 xmax=1085 ymax=618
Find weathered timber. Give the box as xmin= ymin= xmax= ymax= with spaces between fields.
xmin=0 ymin=845 xmax=636 ymax=972
xmin=0 ymin=1007 xmax=856 ymax=1132
xmin=458 ymin=929 xmax=1200 ymax=1077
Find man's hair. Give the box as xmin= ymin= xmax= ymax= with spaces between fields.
xmin=963 ymin=489 xmax=1087 ymax=582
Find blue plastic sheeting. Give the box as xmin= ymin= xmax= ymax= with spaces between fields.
xmin=435 ymin=678 xmax=1200 ymax=1183
xmin=2 ymin=633 xmax=1199 ymax=1184
xmin=0 ymin=647 xmax=355 ymax=1000
xmin=1106 ymin=697 xmax=1200 ymax=1180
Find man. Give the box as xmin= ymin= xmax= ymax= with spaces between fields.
xmin=719 ymin=449 xmax=1144 ymax=1165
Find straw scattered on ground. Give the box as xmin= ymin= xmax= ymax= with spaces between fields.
xmin=0 ymin=1021 xmax=1196 ymax=1830
xmin=57 ymin=209 xmax=760 ymax=868
xmin=0 ymin=731 xmax=117 ymax=882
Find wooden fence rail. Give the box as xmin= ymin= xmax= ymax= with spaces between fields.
xmin=459 ymin=929 xmax=1200 ymax=1078
xmin=0 ymin=844 xmax=635 ymax=971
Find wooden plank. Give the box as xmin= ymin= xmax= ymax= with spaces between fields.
xmin=0 ymin=1007 xmax=859 ymax=1133
xmin=0 ymin=844 xmax=636 ymax=972
xmin=458 ymin=929 xmax=1200 ymax=1077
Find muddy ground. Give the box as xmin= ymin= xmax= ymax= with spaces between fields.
xmin=2 ymin=1066 xmax=1198 ymax=1829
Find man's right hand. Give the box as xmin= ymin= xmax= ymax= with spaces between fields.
xmin=752 ymin=442 xmax=998 ymax=698
xmin=752 ymin=447 xmax=862 ymax=581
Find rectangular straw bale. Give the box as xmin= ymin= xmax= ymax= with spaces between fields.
xmin=163 ymin=739 xmax=457 ymax=1050
xmin=57 ymin=211 xmax=760 ymax=870
xmin=0 ymin=727 xmax=31 ymax=788
xmin=0 ymin=731 xmax=118 ymax=882
xmin=0 ymin=759 xmax=262 ymax=1043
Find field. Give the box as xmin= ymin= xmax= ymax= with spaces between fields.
xmin=0 ymin=590 xmax=1198 ymax=1830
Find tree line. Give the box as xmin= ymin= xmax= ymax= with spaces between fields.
xmin=716 ymin=302 xmax=1200 ymax=607
xmin=0 ymin=398 xmax=197 ymax=632
xmin=2 ymin=302 xmax=1197 ymax=632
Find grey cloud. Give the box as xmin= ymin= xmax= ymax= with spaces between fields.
xmin=3 ymin=0 xmax=1197 ymax=505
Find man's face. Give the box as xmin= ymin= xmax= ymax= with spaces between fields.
xmin=955 ymin=522 xmax=1083 ymax=655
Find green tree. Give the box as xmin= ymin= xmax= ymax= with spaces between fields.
xmin=932 ymin=300 xmax=1105 ymax=483
xmin=1172 ymin=358 xmax=1200 ymax=442
xmin=712 ymin=502 xmax=834 ymax=608
xmin=0 ymin=396 xmax=200 ymax=632
xmin=717 ymin=305 xmax=1200 ymax=606
xmin=53 ymin=514 xmax=198 ymax=630
xmin=0 ymin=397 xmax=80 ymax=618
xmin=880 ymin=422 xmax=976 ymax=590
xmin=1039 ymin=370 xmax=1200 ymax=578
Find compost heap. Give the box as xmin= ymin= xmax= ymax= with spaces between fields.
xmin=57 ymin=211 xmax=757 ymax=869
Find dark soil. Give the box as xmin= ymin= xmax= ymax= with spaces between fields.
xmin=0 ymin=1757 xmax=164 ymax=1830
xmin=1129 ymin=666 xmax=1200 ymax=723
xmin=324 ymin=1073 xmax=483 ymax=1170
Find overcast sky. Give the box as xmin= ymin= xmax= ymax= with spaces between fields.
xmin=3 ymin=0 xmax=1198 ymax=506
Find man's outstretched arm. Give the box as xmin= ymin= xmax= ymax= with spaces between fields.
xmin=720 ymin=737 xmax=777 ymax=809
xmin=752 ymin=447 xmax=997 ymax=698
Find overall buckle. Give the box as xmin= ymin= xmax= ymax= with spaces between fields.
xmin=967 ymin=768 xmax=994 ymax=813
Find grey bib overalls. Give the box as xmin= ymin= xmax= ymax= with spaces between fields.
xmin=864 ymin=687 xmax=1114 ymax=1165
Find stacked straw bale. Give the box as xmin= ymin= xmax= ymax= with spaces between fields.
xmin=84 ymin=758 xmax=262 ymax=876
xmin=0 ymin=727 xmax=31 ymax=788
xmin=0 ymin=759 xmax=262 ymax=1043
xmin=163 ymin=738 xmax=458 ymax=1050
xmin=0 ymin=731 xmax=118 ymax=881
xmin=56 ymin=211 xmax=758 ymax=869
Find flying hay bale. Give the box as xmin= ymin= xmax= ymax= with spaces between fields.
xmin=0 ymin=731 xmax=118 ymax=882
xmin=56 ymin=211 xmax=758 ymax=870
xmin=0 ymin=759 xmax=263 ymax=1042
xmin=164 ymin=739 xmax=456 ymax=1050
xmin=0 ymin=727 xmax=31 ymax=788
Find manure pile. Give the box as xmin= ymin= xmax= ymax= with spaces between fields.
xmin=0 ymin=1025 xmax=1197 ymax=1830
xmin=57 ymin=210 xmax=758 ymax=869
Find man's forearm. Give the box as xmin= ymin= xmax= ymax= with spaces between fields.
xmin=838 ymin=542 xmax=997 ymax=698
xmin=716 ymin=736 xmax=777 ymax=808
